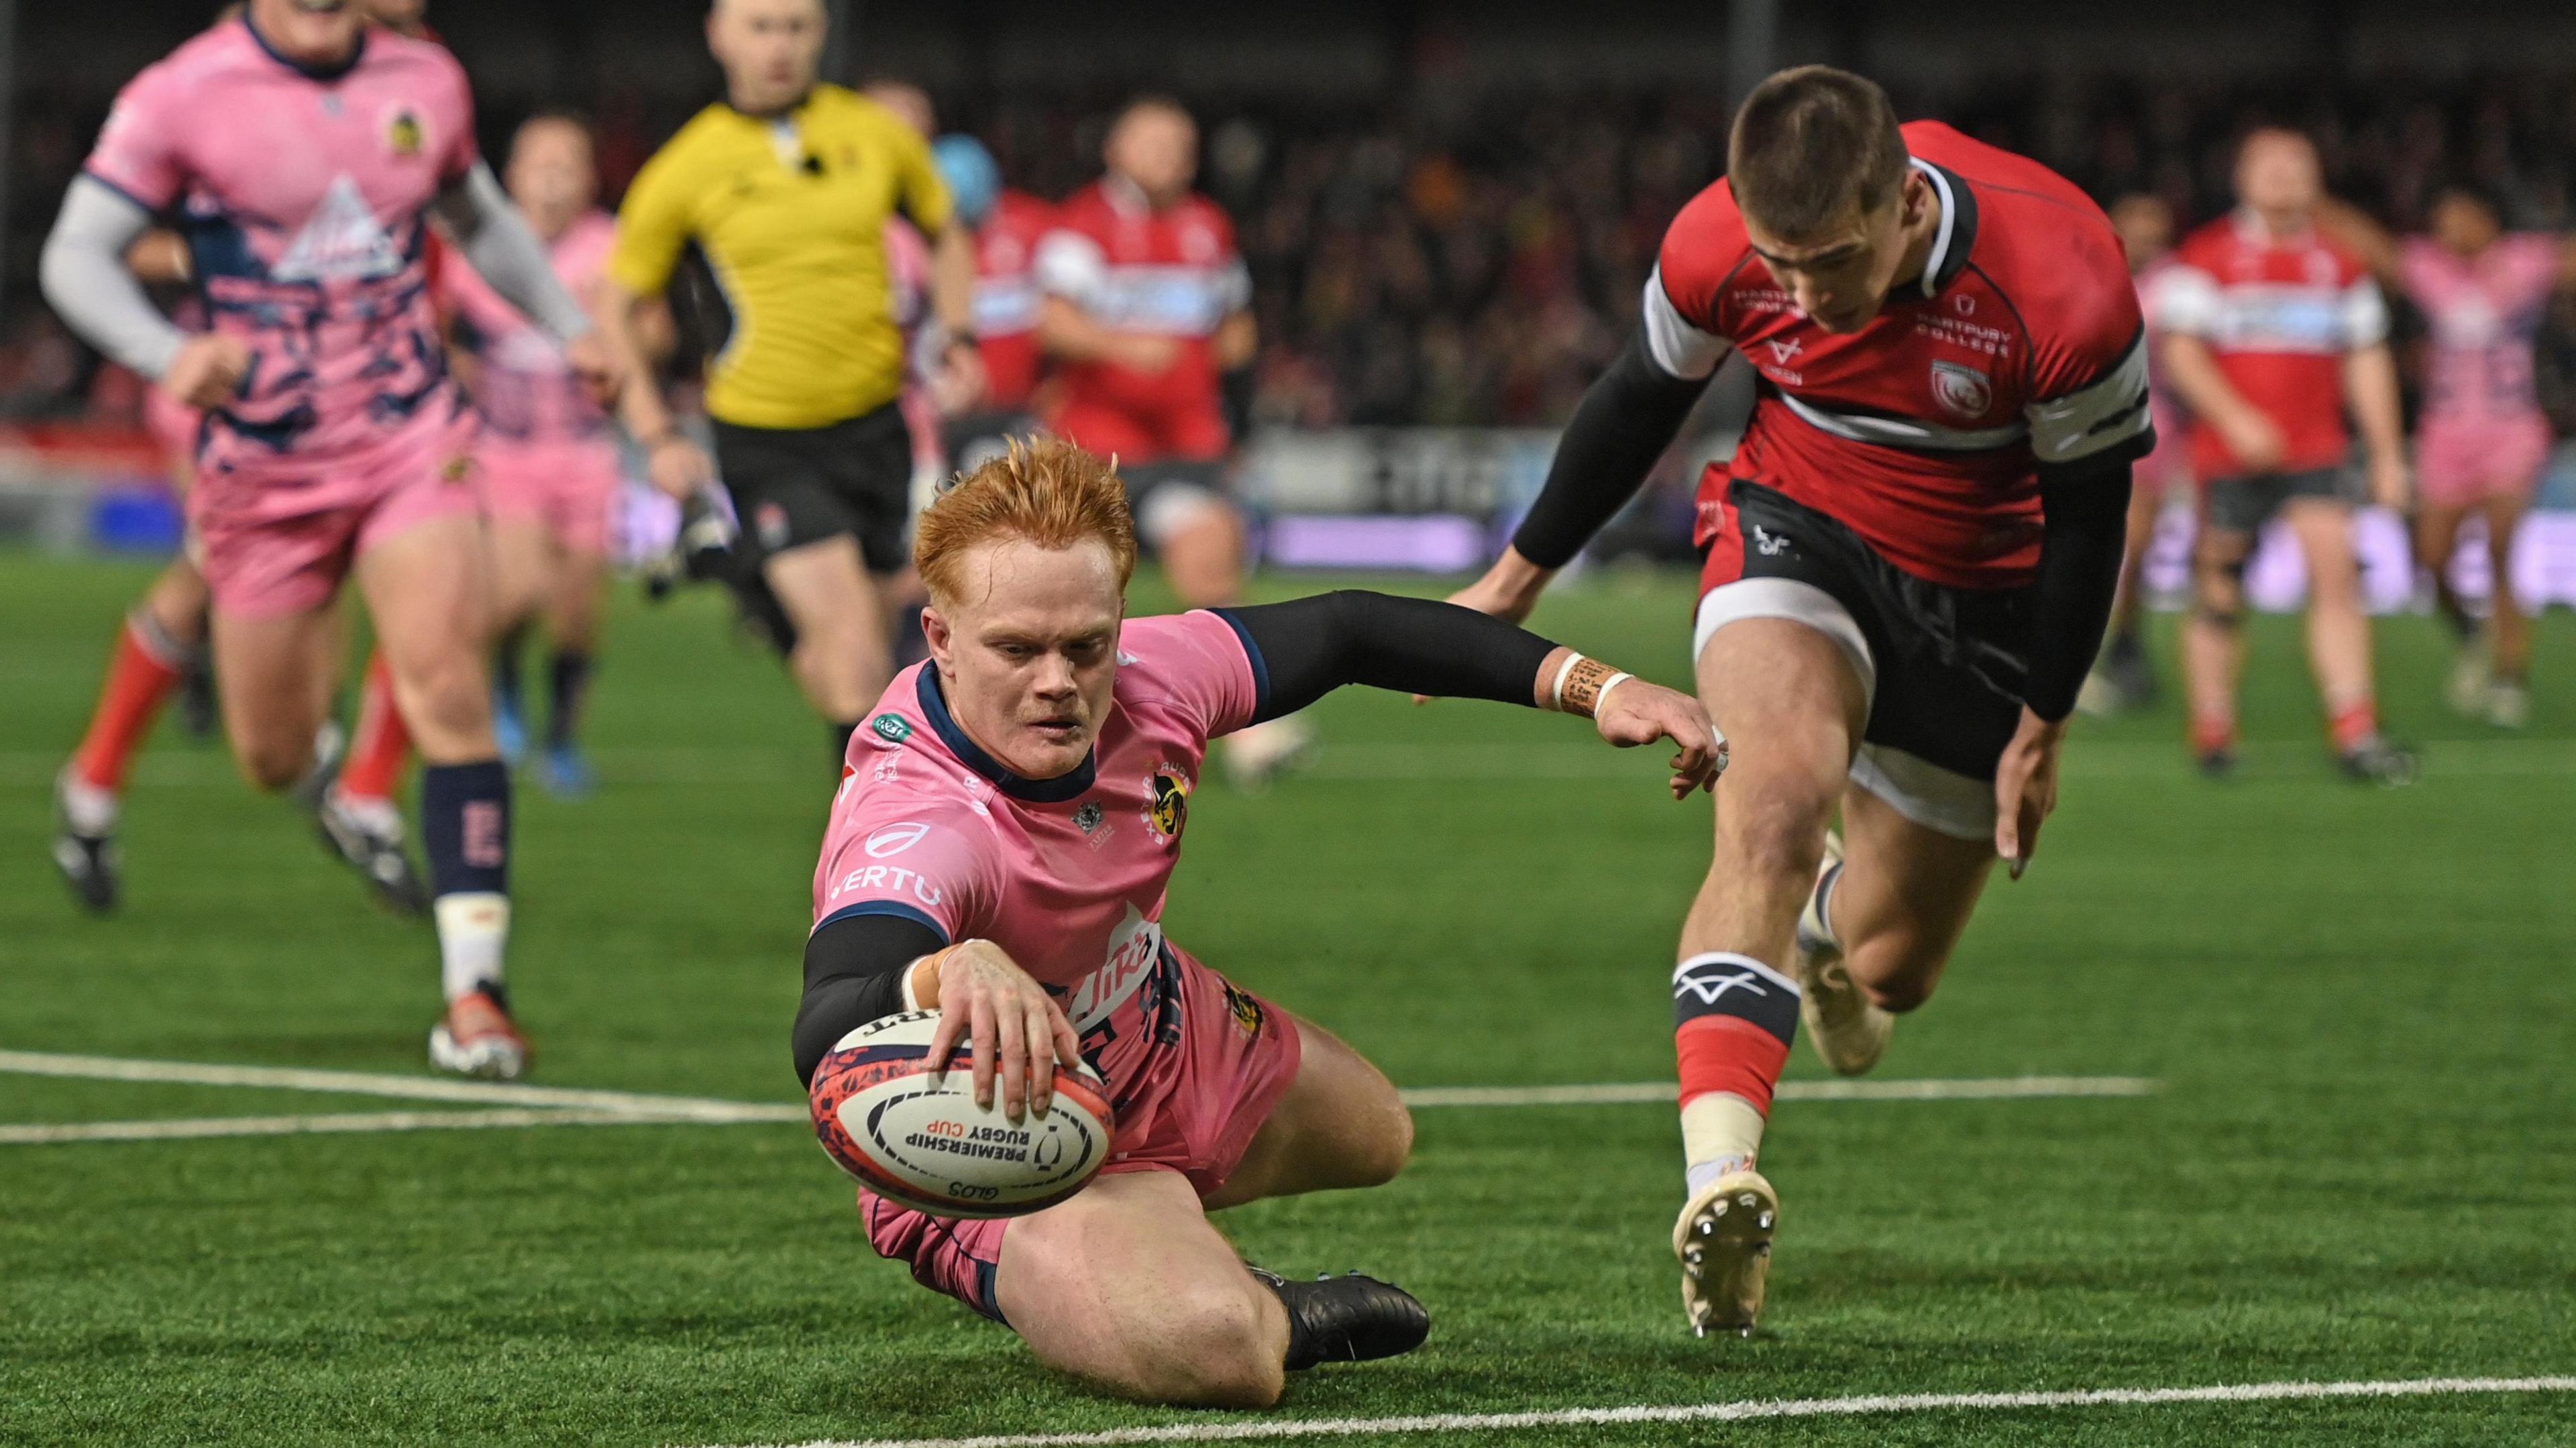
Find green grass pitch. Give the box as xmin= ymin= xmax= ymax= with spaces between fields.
xmin=3 ymin=552 xmax=2571 ymax=1446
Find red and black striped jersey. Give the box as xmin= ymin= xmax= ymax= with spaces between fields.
xmin=1651 ymin=121 xmax=2150 ymax=590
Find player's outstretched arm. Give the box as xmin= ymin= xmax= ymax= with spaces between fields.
xmin=1451 ymin=328 xmax=1717 ymax=622
xmin=1222 ymin=592 xmax=1722 ymax=796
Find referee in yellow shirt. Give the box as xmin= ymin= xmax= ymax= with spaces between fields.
xmin=598 ymin=0 xmax=981 ymax=759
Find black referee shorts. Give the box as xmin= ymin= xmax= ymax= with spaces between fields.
xmin=712 ymin=404 xmax=915 ymax=577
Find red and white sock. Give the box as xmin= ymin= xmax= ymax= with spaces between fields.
xmin=335 ymin=652 xmax=412 ymax=812
xmin=67 ymin=612 xmax=192 ymax=822
xmin=1674 ymin=951 xmax=1802 ymax=1194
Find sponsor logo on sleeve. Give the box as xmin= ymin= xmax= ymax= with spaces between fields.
xmin=869 ymin=712 xmax=913 ymax=745
xmin=864 ymin=821 xmax=930 ymax=858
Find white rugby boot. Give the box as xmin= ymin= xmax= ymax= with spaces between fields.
xmin=1674 ymin=1168 xmax=1778 ymax=1337
xmin=1796 ymin=830 xmax=1891 ymax=1076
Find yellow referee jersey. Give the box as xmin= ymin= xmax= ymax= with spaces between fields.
xmin=609 ymin=85 xmax=951 ymax=431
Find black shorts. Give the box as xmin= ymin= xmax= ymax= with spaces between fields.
xmin=2202 ymin=465 xmax=2356 ymax=536
xmin=1697 ymin=482 xmax=2030 ymax=835
xmin=712 ymin=404 xmax=914 ymax=575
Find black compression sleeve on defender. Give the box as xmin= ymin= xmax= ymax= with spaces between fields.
xmin=2021 ymin=459 xmax=2137 ymax=724
xmin=1509 ymin=328 xmax=1713 ymax=569
xmin=792 ymin=911 xmax=948 ymax=1087
xmin=1219 ymin=592 xmax=1558 ymax=723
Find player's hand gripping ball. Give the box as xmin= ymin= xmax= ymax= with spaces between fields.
xmin=809 ymin=1012 xmax=1114 ymax=1218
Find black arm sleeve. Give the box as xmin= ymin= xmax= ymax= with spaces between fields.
xmin=1218 ymin=592 xmax=1558 ymax=723
xmin=791 ymin=911 xmax=949 ymax=1087
xmin=2020 ymin=457 xmax=2137 ymax=724
xmin=1509 ymin=327 xmax=1715 ymax=569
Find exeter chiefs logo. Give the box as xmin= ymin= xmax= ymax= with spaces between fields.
xmin=1142 ymin=764 xmax=1191 ymax=844
xmin=1929 ymin=359 xmax=1992 ymax=419
xmin=385 ymin=107 xmax=425 ymax=158
xmin=1220 ymin=979 xmax=1267 ymax=1039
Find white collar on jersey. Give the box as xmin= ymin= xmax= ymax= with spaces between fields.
xmin=1912 ymin=158 xmax=1959 ymax=300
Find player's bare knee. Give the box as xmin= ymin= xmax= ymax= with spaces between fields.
xmin=235 ymin=736 xmax=310 ymax=793
xmin=1344 ymin=1101 xmax=1414 ymax=1188
xmin=1723 ymin=773 xmax=1835 ymax=883
xmin=402 ymin=655 xmax=494 ymax=742
xmin=1146 ymin=1284 xmax=1285 ymax=1406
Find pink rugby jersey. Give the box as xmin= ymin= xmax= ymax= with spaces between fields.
xmin=812 ymin=612 xmax=1260 ymax=1092
xmin=82 ymin=17 xmax=477 ymax=467
xmin=2398 ymin=234 xmax=2560 ymax=429
xmin=439 ymin=211 xmax=617 ymax=447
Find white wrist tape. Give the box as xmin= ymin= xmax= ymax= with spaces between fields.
xmin=899 ymin=954 xmax=936 ymax=1012
xmin=1548 ymin=653 xmax=1586 ymax=711
xmin=1591 ymin=671 xmax=1635 ymax=717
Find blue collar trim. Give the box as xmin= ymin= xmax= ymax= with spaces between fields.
xmin=914 ymin=669 xmax=1096 ymax=803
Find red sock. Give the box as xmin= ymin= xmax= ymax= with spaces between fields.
xmin=71 ymin=616 xmax=189 ymax=793
xmin=2328 ymin=700 xmax=2378 ymax=754
xmin=339 ymin=652 xmax=412 ymax=806
xmin=2190 ymin=712 xmax=2236 ymax=759
xmin=1678 ymin=1015 xmax=1792 ymax=1115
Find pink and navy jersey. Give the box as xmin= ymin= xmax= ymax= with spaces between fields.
xmin=812 ymin=612 xmax=1262 ymax=1087
xmin=439 ymin=211 xmax=616 ymax=447
xmin=1035 ymin=180 xmax=1248 ymax=423
xmin=2398 ymin=235 xmax=2560 ymax=429
xmin=1652 ymin=122 xmax=2152 ymax=590
xmin=83 ymin=17 xmax=476 ymax=467
xmin=2152 ymin=215 xmax=2387 ymax=479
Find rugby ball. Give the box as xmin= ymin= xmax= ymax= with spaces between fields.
xmin=808 ymin=1011 xmax=1114 ymax=1219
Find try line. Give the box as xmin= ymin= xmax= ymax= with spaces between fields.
xmin=0 ymin=1050 xmax=2157 ymax=1146
xmin=700 ymin=1376 xmax=2576 ymax=1448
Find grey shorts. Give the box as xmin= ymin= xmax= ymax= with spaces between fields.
xmin=2202 ymin=466 xmax=2358 ymax=536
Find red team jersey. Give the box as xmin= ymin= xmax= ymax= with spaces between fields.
xmin=973 ymin=190 xmax=1055 ymax=410
xmin=2150 ymin=215 xmax=2387 ymax=480
xmin=1653 ymin=122 xmax=2152 ymax=590
xmin=1036 ymin=178 xmax=1250 ymax=461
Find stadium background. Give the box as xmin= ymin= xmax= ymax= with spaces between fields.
xmin=5 ymin=7 xmax=2576 ymax=1446
xmin=7 ymin=0 xmax=2576 ymax=588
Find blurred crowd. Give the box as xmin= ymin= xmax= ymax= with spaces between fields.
xmin=9 ymin=69 xmax=2576 ymax=432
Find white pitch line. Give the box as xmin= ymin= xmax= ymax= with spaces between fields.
xmin=0 ymin=1049 xmax=796 ymax=1121
xmin=9 ymin=736 xmax=2574 ymax=788
xmin=704 ymin=1376 xmax=2576 ymax=1448
xmin=0 ymin=1107 xmax=793 ymax=1146
xmin=0 ymin=1078 xmax=2151 ymax=1147
xmin=1397 ymin=1076 xmax=2159 ymax=1107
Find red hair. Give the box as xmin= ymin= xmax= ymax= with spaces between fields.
xmin=914 ymin=437 xmax=1138 ymax=604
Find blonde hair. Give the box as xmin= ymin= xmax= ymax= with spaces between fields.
xmin=914 ymin=437 xmax=1139 ymax=604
